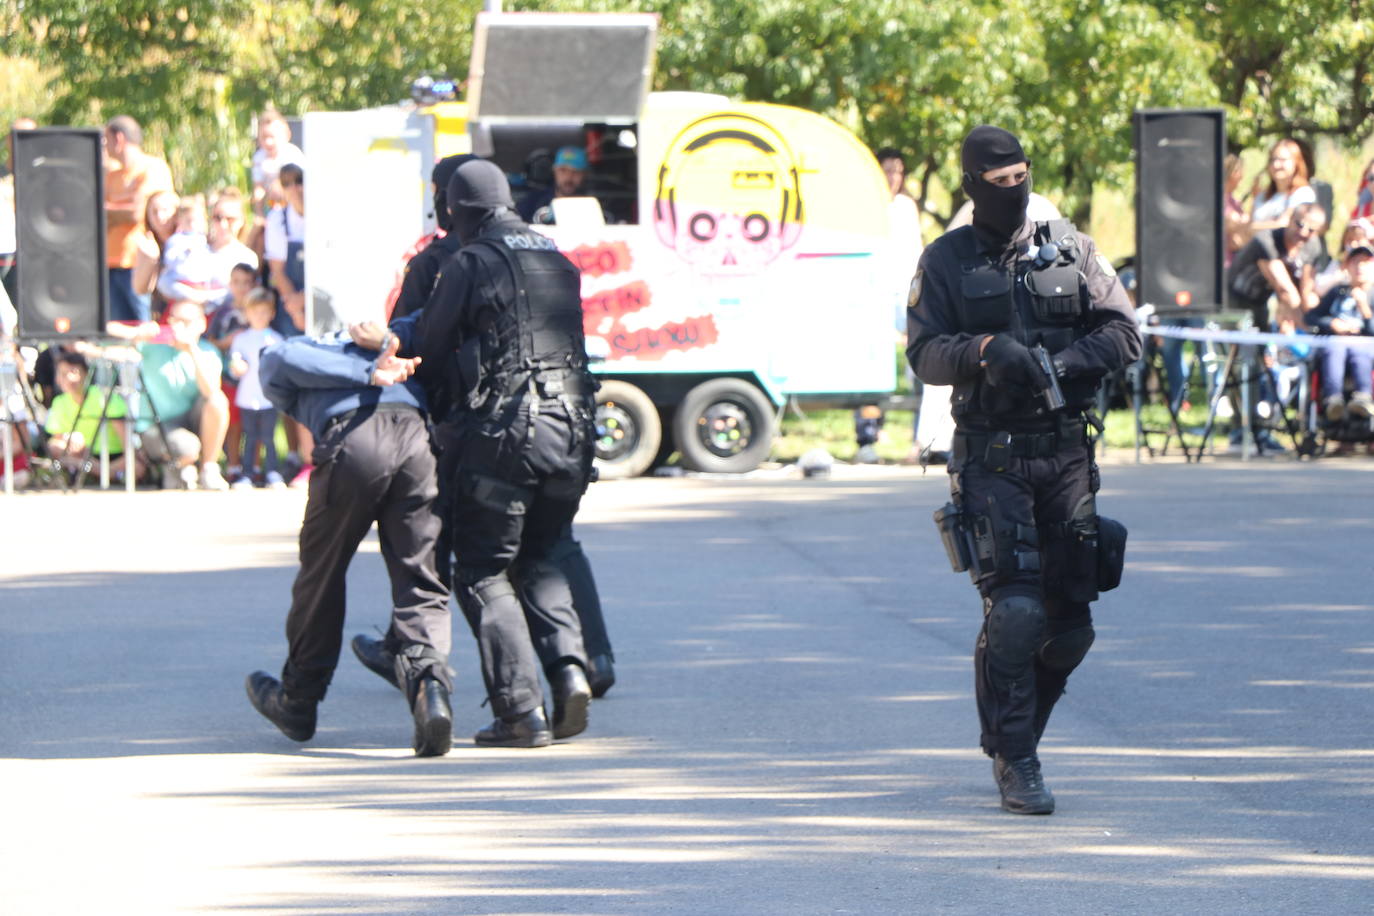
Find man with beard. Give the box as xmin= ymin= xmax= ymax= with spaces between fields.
xmin=907 ymin=126 xmax=1140 ymax=814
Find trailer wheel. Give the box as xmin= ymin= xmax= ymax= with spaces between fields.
xmin=593 ymin=380 xmax=661 ymax=479
xmin=674 ymin=378 xmax=775 ymax=474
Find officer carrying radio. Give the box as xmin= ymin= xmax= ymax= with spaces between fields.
xmin=907 ymin=126 xmax=1141 ymax=815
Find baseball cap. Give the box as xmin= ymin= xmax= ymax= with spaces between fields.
xmin=554 ymin=146 xmax=588 ymax=170
xmin=1344 ymin=243 xmax=1374 ymax=260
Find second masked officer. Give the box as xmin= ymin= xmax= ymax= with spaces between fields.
xmin=416 ymin=158 xmax=597 ymax=748
xmin=908 ymin=126 xmax=1140 ymax=815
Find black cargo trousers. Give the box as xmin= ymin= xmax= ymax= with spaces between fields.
xmin=445 ymin=403 xmax=591 ymax=719
xmin=282 ymin=404 xmax=452 ymax=703
xmin=950 ymin=428 xmax=1100 ymax=760
xmin=434 ymin=428 xmax=613 ymax=666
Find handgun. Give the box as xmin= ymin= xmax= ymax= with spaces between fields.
xmin=1030 ymin=345 xmax=1066 ymax=411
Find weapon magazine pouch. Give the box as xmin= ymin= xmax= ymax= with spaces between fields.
xmin=1096 ymin=515 xmax=1127 ymax=592
xmin=959 ymin=266 xmax=1014 ymax=333
xmin=934 ymin=502 xmax=973 ymax=573
xmin=1025 ymin=263 xmax=1082 ymax=324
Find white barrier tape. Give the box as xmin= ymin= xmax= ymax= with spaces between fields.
xmin=1144 ymin=323 xmax=1374 ymax=352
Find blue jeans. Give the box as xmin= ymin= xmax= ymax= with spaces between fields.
xmin=107 ymin=268 xmax=149 ymax=322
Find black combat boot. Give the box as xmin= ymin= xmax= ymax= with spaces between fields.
xmin=245 ymin=671 xmax=317 ymax=742
xmin=549 ymin=662 xmax=592 ymax=740
xmin=475 ymin=706 xmax=553 ymax=748
xmin=586 ymin=652 xmax=616 ymax=698
xmin=351 ymin=633 xmax=401 ymax=691
xmin=993 ymin=753 xmax=1055 ymax=815
xmin=410 ymin=674 xmax=453 ymax=758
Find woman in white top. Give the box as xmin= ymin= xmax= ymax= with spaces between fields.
xmin=1250 ymin=138 xmax=1316 ymax=232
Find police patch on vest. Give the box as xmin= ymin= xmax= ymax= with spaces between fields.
xmin=1095 ymin=254 xmax=1116 ymax=278
xmin=503 ymin=231 xmax=558 ymax=251
xmin=908 ymin=269 xmax=923 ymax=309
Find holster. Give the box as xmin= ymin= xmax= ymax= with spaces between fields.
xmin=1096 ymin=515 xmax=1127 ymax=592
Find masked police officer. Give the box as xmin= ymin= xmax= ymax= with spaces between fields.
xmin=351 ymin=155 xmax=617 ymax=701
xmin=414 ymin=158 xmax=596 ymax=747
xmin=908 ymin=126 xmax=1140 ymax=814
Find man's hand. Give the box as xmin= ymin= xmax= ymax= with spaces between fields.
xmin=170 ymin=318 xmax=200 ymax=351
xmin=1331 ymin=317 xmax=1359 ymax=335
xmin=980 ymin=334 xmax=1045 ymax=390
xmin=370 ymin=336 xmax=421 ymax=387
xmin=349 ymin=321 xmax=388 ymax=350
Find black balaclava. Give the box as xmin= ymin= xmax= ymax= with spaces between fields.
xmin=431 ymin=154 xmax=476 ymax=232
xmin=447 ymin=159 xmax=516 ymax=243
xmin=960 ymin=125 xmax=1031 ymax=243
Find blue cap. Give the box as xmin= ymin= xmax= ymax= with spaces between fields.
xmin=554 ymin=146 xmax=588 ymax=171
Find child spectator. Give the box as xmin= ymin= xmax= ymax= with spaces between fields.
xmin=206 ymin=263 xmax=256 ymax=353
xmin=1316 ymin=219 xmax=1374 ymax=296
xmin=43 ymin=350 xmax=135 ymax=482
xmin=1305 ymin=244 xmax=1374 ymax=422
xmin=229 ymin=288 xmax=285 ymax=487
xmin=158 ymin=196 xmax=220 ymax=310
xmin=207 ymin=262 xmax=258 ymax=482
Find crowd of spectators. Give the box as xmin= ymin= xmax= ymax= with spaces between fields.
xmin=0 ymin=107 xmax=316 ymax=490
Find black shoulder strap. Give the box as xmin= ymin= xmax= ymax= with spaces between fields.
xmin=470 ymin=237 xmax=535 ymax=370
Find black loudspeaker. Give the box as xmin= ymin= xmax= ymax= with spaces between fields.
xmin=1133 ymin=109 xmax=1225 ymax=317
xmin=13 ymin=128 xmax=108 ymax=339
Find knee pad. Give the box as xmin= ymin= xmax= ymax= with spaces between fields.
xmin=985 ymin=589 xmax=1047 ymax=665
xmin=1037 ymin=625 xmax=1095 ymax=672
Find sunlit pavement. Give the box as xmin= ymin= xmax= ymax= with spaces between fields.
xmin=3 ymin=459 xmax=1373 ymax=914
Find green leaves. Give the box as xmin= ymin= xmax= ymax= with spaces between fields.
xmin=6 ymin=0 xmax=1372 ymax=225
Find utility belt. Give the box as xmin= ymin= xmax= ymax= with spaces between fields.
xmin=529 ymin=366 xmax=595 ymax=400
xmin=952 ymin=416 xmax=1085 ymax=471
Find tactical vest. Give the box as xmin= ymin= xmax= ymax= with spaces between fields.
xmin=461 ymin=226 xmax=594 ymax=417
xmin=947 ymin=219 xmax=1099 ymax=421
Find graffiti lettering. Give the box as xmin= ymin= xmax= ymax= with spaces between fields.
xmin=582 ymin=282 xmax=651 ymax=333
xmin=565 ymin=241 xmax=633 ymax=279
xmin=609 ymin=315 xmax=720 ymax=361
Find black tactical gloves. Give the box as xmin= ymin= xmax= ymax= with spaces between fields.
xmin=981 ymin=335 xmax=1047 ymax=390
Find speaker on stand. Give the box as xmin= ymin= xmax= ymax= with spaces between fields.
xmin=1131 ymin=109 xmax=1227 ymax=460
xmin=13 ymin=128 xmax=108 ymax=341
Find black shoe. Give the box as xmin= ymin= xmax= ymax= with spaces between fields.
xmin=245 ymin=671 xmax=316 ymax=742
xmin=411 ymin=676 xmax=453 ymax=758
xmin=474 ymin=706 xmax=553 ymax=748
xmin=993 ymin=754 xmax=1055 ymax=815
xmin=550 ymin=662 xmax=591 ymax=739
xmin=351 ymin=634 xmax=401 ymax=691
xmin=586 ymin=653 xmax=616 ymax=698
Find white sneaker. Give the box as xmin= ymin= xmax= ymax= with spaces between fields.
xmin=179 ymin=464 xmax=200 ymax=491
xmin=200 ymin=463 xmax=229 ymax=491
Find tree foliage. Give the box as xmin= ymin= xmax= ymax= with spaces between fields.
xmin=3 ymin=0 xmax=1372 ymax=222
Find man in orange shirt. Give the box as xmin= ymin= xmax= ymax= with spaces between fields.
xmin=104 ymin=115 xmax=173 ymax=322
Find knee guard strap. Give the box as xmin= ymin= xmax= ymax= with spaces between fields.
xmin=1038 ymin=624 xmax=1095 ymax=672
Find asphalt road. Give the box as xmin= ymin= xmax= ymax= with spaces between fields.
xmin=2 ymin=457 xmax=1372 ymax=915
